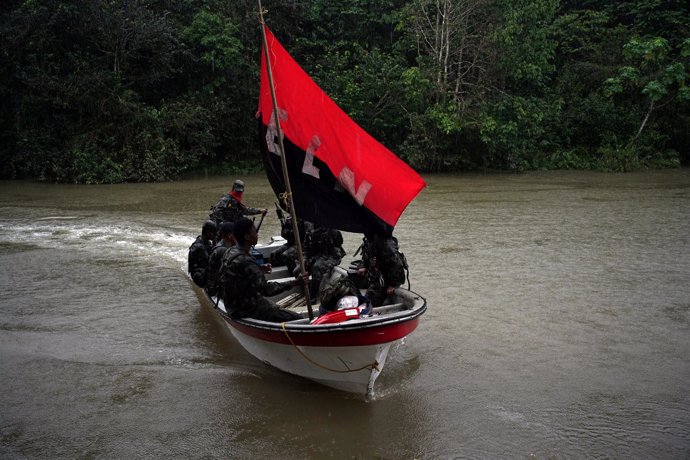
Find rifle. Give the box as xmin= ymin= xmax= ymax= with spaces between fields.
xmin=275 ymin=201 xmax=287 ymax=226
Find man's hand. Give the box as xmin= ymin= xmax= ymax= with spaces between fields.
xmin=294 ymin=271 xmax=310 ymax=286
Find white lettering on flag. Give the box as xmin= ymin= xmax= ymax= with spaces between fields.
xmin=338 ymin=167 xmax=372 ymax=206
xmin=302 ymin=135 xmax=321 ymax=179
xmin=266 ymin=108 xmax=288 ymax=156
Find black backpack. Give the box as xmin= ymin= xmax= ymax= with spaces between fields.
xmin=219 ymin=250 xmax=244 ymax=305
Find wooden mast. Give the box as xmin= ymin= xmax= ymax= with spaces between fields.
xmin=258 ymin=1 xmax=314 ymax=319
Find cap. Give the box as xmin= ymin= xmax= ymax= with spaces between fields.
xmin=232 ymin=180 xmax=245 ymax=192
xmin=202 ymin=220 xmax=217 ymax=234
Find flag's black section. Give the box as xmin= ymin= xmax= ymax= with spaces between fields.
xmin=259 ymin=120 xmax=393 ymax=236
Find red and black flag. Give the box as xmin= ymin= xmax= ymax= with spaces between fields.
xmin=258 ymin=26 xmax=426 ymax=235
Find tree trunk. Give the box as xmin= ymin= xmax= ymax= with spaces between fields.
xmin=632 ymin=100 xmax=654 ymax=144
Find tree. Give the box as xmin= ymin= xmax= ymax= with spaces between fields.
xmin=1 ymin=0 xmax=688 ymax=180
xmin=549 ymin=6 xmax=631 ymax=164
xmin=479 ymin=0 xmax=560 ymax=170
xmin=0 ymin=0 xmax=221 ymax=182
xmin=400 ymin=0 xmax=498 ymax=170
xmin=605 ymin=37 xmax=690 ymax=144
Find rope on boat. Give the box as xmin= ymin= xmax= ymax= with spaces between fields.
xmin=280 ymin=322 xmax=380 ymax=373
xmin=278 ymin=192 xmax=292 ymax=210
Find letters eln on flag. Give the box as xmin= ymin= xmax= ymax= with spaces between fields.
xmin=258 ymin=26 xmax=426 ymax=235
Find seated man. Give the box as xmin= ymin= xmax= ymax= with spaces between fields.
xmin=357 ymin=232 xmax=407 ymax=307
xmin=303 ymin=224 xmax=346 ymax=302
xmin=269 ymin=215 xmax=306 ymax=275
xmin=188 ymin=221 xmax=217 ymax=288
xmin=220 ymin=218 xmax=308 ymax=322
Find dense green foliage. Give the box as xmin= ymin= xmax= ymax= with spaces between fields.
xmin=1 ymin=0 xmax=688 ymax=182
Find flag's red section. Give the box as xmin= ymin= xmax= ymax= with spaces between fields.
xmin=259 ymin=26 xmax=425 ymax=228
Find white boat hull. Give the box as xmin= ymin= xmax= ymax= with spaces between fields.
xmin=224 ymin=319 xmax=393 ymax=396
xmin=190 ymin=267 xmax=425 ymax=399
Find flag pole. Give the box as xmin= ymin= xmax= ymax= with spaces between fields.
xmin=258 ymin=2 xmax=314 ymax=320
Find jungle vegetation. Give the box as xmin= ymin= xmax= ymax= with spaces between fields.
xmin=1 ymin=0 xmax=688 ymax=183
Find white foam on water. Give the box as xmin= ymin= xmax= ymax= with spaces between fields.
xmin=0 ymin=217 xmax=192 ymax=265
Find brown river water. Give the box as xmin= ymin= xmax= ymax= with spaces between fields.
xmin=1 ymin=170 xmax=689 ymax=458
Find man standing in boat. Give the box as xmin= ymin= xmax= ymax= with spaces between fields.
xmin=188 ymin=220 xmax=217 ymax=288
xmin=209 ymin=179 xmax=267 ymax=228
xmin=220 ymin=217 xmax=307 ymax=322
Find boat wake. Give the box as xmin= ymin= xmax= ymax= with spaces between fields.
xmin=0 ymin=217 xmax=191 ymax=265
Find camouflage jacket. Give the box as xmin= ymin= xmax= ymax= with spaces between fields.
xmin=209 ymin=194 xmax=262 ymax=226
xmin=304 ymin=227 xmax=346 ymax=264
xmin=220 ymin=246 xmax=295 ymax=318
xmin=206 ymin=240 xmax=228 ymax=297
xmin=188 ymin=236 xmax=213 ymax=287
xmin=280 ymin=217 xmax=307 ymax=246
xmin=362 ymin=235 xmax=407 ymax=288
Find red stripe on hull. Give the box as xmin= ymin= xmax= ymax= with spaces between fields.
xmin=223 ymin=317 xmax=420 ymax=347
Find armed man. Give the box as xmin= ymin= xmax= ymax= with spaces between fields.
xmin=209 ymin=179 xmax=267 ymax=227
xmin=303 ymin=224 xmax=346 ymax=303
xmin=220 ymin=218 xmax=308 ymax=322
xmin=188 ymin=220 xmax=217 ymax=288
xmin=206 ymin=221 xmax=235 ymax=298
xmin=357 ymin=232 xmax=407 ymax=307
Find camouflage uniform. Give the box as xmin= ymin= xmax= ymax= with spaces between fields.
xmin=319 ymin=275 xmax=360 ymax=312
xmin=304 ymin=226 xmax=346 ymax=300
xmin=270 ymin=244 xmax=297 ymax=274
xmin=206 ymin=240 xmax=228 ymax=297
xmin=209 ymin=194 xmax=263 ymax=227
xmin=269 ymin=217 xmax=306 ymax=274
xmin=220 ymin=246 xmax=301 ymax=322
xmin=362 ymin=235 xmax=407 ymax=307
xmin=188 ymin=236 xmax=213 ymax=288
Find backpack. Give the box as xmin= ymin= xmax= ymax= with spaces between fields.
xmin=320 ymin=275 xmax=359 ymax=311
xmin=219 ymin=250 xmax=244 ymax=305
